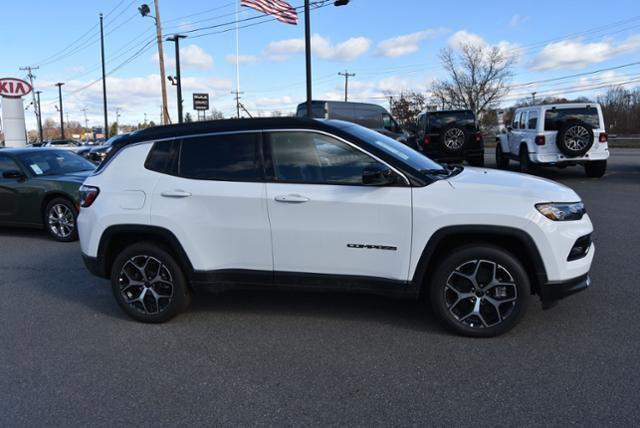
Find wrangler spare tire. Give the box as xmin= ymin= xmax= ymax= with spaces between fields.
xmin=441 ymin=125 xmax=467 ymax=154
xmin=556 ymin=120 xmax=594 ymax=157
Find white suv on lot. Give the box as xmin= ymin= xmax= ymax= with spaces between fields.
xmin=496 ymin=103 xmax=609 ymax=177
xmin=78 ymin=118 xmax=594 ymax=337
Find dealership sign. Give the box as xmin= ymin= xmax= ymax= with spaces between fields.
xmin=193 ymin=93 xmax=209 ymax=111
xmin=0 ymin=78 xmax=33 ymax=98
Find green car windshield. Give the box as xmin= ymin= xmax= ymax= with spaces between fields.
xmin=17 ymin=150 xmax=95 ymax=176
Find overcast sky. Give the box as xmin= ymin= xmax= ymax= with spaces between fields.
xmin=2 ymin=0 xmax=640 ymax=130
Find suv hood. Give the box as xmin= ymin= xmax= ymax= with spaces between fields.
xmin=446 ymin=167 xmax=580 ymax=202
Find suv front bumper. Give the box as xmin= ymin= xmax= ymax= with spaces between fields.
xmin=539 ymin=273 xmax=590 ymax=302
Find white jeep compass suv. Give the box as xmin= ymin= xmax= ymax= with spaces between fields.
xmin=496 ymin=103 xmax=609 ymax=177
xmin=78 ymin=118 xmax=594 ymax=337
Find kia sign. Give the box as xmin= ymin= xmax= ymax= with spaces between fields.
xmin=0 ymin=77 xmax=33 ymax=98
xmin=193 ymin=93 xmax=209 ymax=111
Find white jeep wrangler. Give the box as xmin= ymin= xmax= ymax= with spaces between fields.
xmin=496 ymin=103 xmax=609 ymax=177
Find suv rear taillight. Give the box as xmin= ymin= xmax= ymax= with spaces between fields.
xmin=423 ymin=135 xmax=431 ymax=147
xmin=599 ymin=132 xmax=608 ymax=143
xmin=79 ymin=185 xmax=100 ymax=208
xmin=535 ymin=135 xmax=546 ymax=146
xmin=475 ymin=132 xmax=483 ymax=143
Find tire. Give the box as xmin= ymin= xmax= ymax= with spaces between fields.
xmin=518 ymin=145 xmax=530 ymax=174
xmin=495 ymin=144 xmax=509 ymax=170
xmin=468 ymin=155 xmax=485 ymax=167
xmin=44 ymin=197 xmax=78 ymax=242
xmin=556 ymin=121 xmax=594 ymax=157
xmin=110 ymin=242 xmax=192 ymax=323
xmin=429 ymin=245 xmax=530 ymax=337
xmin=584 ymin=160 xmax=607 ymax=178
xmin=441 ymin=126 xmax=467 ymax=154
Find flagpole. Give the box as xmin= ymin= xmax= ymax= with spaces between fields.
xmin=235 ymin=0 xmax=241 ymax=118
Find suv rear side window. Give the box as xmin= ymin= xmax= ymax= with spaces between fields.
xmin=145 ymin=140 xmax=179 ymax=174
xmin=544 ymin=107 xmax=600 ymax=131
xmin=179 ymin=133 xmax=262 ymax=181
xmin=528 ymin=110 xmax=539 ymax=130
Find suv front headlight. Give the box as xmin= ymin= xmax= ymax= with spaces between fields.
xmin=536 ymin=202 xmax=585 ymax=221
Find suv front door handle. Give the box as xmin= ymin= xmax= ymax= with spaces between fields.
xmin=274 ymin=194 xmax=310 ymax=203
xmin=161 ymin=190 xmax=192 ymax=198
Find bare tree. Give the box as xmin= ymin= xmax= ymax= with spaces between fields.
xmin=431 ymin=44 xmax=514 ymax=117
xmin=389 ymin=90 xmax=428 ymax=132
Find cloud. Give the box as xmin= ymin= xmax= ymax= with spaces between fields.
xmin=153 ymin=44 xmax=214 ymax=70
xmin=509 ymin=14 xmax=528 ymax=28
xmin=376 ymin=28 xmax=448 ymax=57
xmin=225 ymin=54 xmax=260 ymax=64
xmin=264 ymin=34 xmax=371 ymax=61
xmin=35 ymin=74 xmax=232 ymax=127
xmin=448 ymin=30 xmax=521 ymax=62
xmin=529 ymin=35 xmax=640 ymax=71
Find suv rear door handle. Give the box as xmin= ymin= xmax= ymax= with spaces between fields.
xmin=161 ymin=190 xmax=192 ymax=198
xmin=274 ymin=194 xmax=310 ymax=203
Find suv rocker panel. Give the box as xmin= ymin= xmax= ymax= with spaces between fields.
xmin=85 ymin=224 xmax=549 ymax=300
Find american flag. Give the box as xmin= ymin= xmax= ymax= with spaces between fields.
xmin=241 ymin=0 xmax=299 ymax=25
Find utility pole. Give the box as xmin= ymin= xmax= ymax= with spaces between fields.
xmin=55 ymin=83 xmax=65 ymax=139
xmin=100 ymin=13 xmax=109 ymax=139
xmin=531 ymin=92 xmax=537 ymax=104
xmin=20 ymin=66 xmax=40 ymax=139
xmin=304 ymin=0 xmax=312 ymax=117
xmin=115 ymin=107 xmax=121 ymax=134
xmin=81 ymin=107 xmax=89 ymax=130
xmin=231 ymin=91 xmax=244 ymax=118
xmin=338 ymin=70 xmax=355 ymax=102
xmin=388 ymin=96 xmax=393 ymax=111
xmin=167 ymin=34 xmax=187 ymax=123
xmin=35 ymin=91 xmax=43 ymax=143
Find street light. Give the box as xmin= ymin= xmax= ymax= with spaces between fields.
xmin=304 ymin=0 xmax=350 ymax=117
xmin=139 ymin=2 xmax=170 ymax=125
xmin=55 ymin=82 xmax=65 ymax=139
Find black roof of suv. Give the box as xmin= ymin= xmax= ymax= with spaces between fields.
xmin=97 ymin=117 xmax=445 ymax=187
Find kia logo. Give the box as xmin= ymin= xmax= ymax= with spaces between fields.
xmin=0 ymin=78 xmax=33 ymax=98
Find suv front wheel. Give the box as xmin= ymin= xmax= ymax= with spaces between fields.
xmin=429 ymin=245 xmax=530 ymax=337
xmin=111 ymin=242 xmax=192 ymax=323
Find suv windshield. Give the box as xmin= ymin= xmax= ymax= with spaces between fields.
xmin=17 ymin=150 xmax=95 ymax=176
xmin=544 ymin=107 xmax=600 ymax=130
xmin=339 ymin=123 xmax=445 ymax=172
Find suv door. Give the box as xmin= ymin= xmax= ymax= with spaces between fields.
xmin=149 ymin=133 xmax=273 ymax=273
xmin=0 ymin=154 xmax=22 ymax=223
xmin=508 ymin=111 xmax=521 ymax=154
xmin=264 ymin=130 xmax=412 ymax=282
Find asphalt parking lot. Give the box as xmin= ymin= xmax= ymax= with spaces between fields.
xmin=1 ymin=149 xmax=639 ymax=426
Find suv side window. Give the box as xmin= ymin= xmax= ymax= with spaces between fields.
xmin=528 ymin=110 xmax=539 ymax=130
xmin=519 ymin=111 xmax=528 ymax=129
xmin=268 ymin=132 xmax=379 ymax=185
xmin=145 ymin=140 xmax=180 ymax=174
xmin=513 ymin=112 xmax=521 ymax=129
xmin=0 ymin=155 xmax=20 ymax=175
xmin=179 ymin=133 xmax=262 ymax=181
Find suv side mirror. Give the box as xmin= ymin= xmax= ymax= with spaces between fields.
xmin=506 ymin=126 xmax=512 ymax=132
xmin=2 ymin=170 xmax=25 ymax=180
xmin=363 ymin=163 xmax=395 ymax=186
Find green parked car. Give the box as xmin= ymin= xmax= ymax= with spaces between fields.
xmin=0 ymin=148 xmax=95 ymax=242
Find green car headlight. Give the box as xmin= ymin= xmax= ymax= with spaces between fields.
xmin=536 ymin=202 xmax=585 ymax=221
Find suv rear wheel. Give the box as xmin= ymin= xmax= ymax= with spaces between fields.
xmin=495 ymin=144 xmax=509 ymax=170
xmin=584 ymin=160 xmax=607 ymax=178
xmin=111 ymin=242 xmax=191 ymax=323
xmin=45 ymin=197 xmax=78 ymax=242
xmin=429 ymin=245 xmax=530 ymax=337
xmin=518 ymin=145 xmax=530 ymax=173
